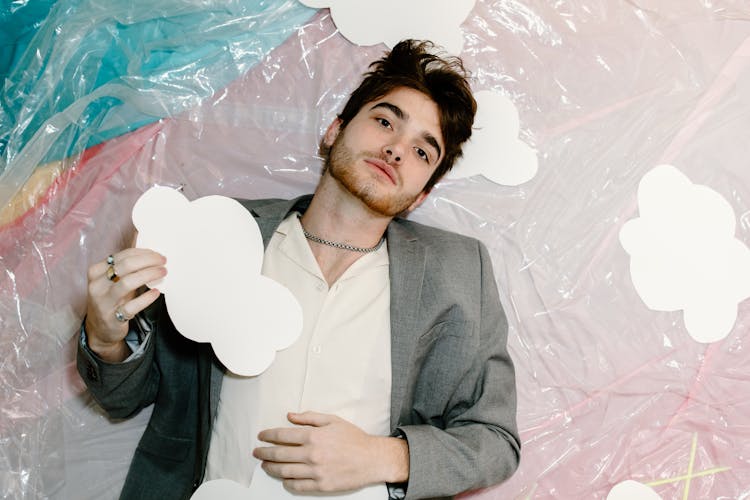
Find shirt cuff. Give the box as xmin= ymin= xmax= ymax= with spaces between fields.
xmin=387 ymin=482 xmax=406 ymax=500
xmin=386 ymin=430 xmax=408 ymax=499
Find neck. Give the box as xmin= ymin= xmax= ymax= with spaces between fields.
xmin=302 ymin=172 xmax=392 ymax=249
xmin=301 ymin=172 xmax=392 ymax=285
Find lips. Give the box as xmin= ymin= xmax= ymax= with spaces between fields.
xmin=364 ymin=158 xmax=398 ymax=185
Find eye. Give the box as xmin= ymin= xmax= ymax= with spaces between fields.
xmin=415 ymin=148 xmax=430 ymax=163
xmin=376 ymin=117 xmax=392 ymax=129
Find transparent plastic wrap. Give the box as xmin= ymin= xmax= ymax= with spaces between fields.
xmin=2 ymin=1 xmax=750 ymax=499
xmin=0 ymin=0 xmax=315 ymax=210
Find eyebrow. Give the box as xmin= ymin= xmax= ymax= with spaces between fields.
xmin=370 ymin=102 xmax=443 ymax=161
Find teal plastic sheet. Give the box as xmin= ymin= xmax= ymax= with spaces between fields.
xmin=0 ymin=0 xmax=57 ymax=83
xmin=0 ymin=0 xmax=315 ymax=208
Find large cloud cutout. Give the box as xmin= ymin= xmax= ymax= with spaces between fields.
xmin=619 ymin=165 xmax=750 ymax=343
xmin=447 ymin=90 xmax=538 ymax=186
xmin=299 ymin=0 xmax=476 ymax=54
xmin=191 ymin=464 xmax=385 ymax=499
xmin=133 ymin=186 xmax=302 ymax=376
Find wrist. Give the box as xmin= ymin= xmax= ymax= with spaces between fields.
xmin=376 ymin=436 xmax=409 ymax=484
xmin=89 ymin=338 xmax=130 ymax=363
xmin=84 ymin=318 xmax=130 ymax=362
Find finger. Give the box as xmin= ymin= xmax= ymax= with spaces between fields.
xmin=258 ymin=426 xmax=310 ymax=445
xmin=108 ymin=250 xmax=166 ymax=280
xmin=88 ymin=267 xmax=128 ymax=299
xmin=87 ymin=272 xmax=126 ymax=315
xmin=282 ymin=479 xmax=323 ymax=493
xmin=87 ymin=249 xmax=132 ymax=279
xmin=116 ymin=248 xmax=166 ymax=271
xmin=90 ymin=249 xmax=166 ymax=290
xmin=109 ymin=265 xmax=167 ymax=299
xmin=287 ymin=411 xmax=334 ymax=427
xmin=262 ymin=462 xmax=314 ymax=481
xmin=253 ymin=445 xmax=306 ymax=464
xmin=88 ymin=248 xmax=165 ymax=280
xmin=119 ymin=288 xmax=161 ymax=319
xmin=89 ymin=262 xmax=165 ymax=301
xmin=116 ymin=246 xmax=165 ymax=262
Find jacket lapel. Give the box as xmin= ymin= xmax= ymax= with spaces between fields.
xmin=249 ymin=196 xmax=313 ymax=246
xmin=386 ymin=220 xmax=426 ymax=428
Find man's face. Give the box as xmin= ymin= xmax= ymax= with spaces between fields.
xmin=323 ymin=87 xmax=445 ymax=217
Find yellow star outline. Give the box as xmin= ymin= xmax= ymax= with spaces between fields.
xmin=645 ymin=433 xmax=731 ymax=500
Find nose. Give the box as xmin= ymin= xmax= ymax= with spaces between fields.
xmin=383 ymin=142 xmax=403 ymax=164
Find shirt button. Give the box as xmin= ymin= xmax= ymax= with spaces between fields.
xmin=315 ymin=282 xmax=325 ymax=292
xmin=312 ymin=345 xmax=322 ymax=354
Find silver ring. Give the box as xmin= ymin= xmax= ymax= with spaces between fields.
xmin=114 ymin=308 xmax=129 ymax=323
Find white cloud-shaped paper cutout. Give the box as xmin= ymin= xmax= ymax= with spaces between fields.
xmin=191 ymin=464 xmax=386 ymax=499
xmin=448 ymin=90 xmax=538 ymax=186
xmin=619 ymin=165 xmax=750 ymax=343
xmin=133 ymin=186 xmax=302 ymax=376
xmin=607 ymin=480 xmax=662 ymax=500
xmin=299 ymin=0 xmax=476 ymax=54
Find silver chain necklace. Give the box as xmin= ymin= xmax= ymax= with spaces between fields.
xmin=299 ymin=217 xmax=384 ymax=253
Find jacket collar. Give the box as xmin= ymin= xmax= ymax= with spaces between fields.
xmin=249 ymin=195 xmax=314 ymax=246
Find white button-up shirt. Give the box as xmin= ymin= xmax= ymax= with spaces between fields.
xmin=205 ymin=212 xmax=392 ymax=495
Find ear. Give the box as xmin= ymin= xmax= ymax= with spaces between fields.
xmin=323 ymin=118 xmax=343 ymax=148
xmin=405 ymin=190 xmax=430 ymax=213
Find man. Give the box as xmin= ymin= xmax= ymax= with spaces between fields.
xmin=79 ymin=40 xmax=520 ymax=499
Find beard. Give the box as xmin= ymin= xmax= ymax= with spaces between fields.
xmin=325 ymin=130 xmax=422 ymax=217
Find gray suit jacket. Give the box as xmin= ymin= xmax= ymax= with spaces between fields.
xmin=78 ymin=195 xmax=520 ymax=500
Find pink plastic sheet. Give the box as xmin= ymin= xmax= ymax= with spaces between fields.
xmin=3 ymin=2 xmax=750 ymax=498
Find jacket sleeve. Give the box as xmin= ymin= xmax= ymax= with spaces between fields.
xmin=76 ymin=299 xmax=162 ymax=419
xmin=396 ymin=241 xmax=521 ymax=499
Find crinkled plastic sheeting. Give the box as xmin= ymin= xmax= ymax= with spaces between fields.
xmin=2 ymin=1 xmax=750 ymax=499
xmin=0 ymin=0 xmax=315 ymax=210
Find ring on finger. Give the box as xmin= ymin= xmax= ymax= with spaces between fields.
xmin=106 ymin=264 xmax=120 ymax=282
xmin=114 ymin=307 xmax=130 ymax=323
xmin=107 ymin=254 xmax=115 ymax=265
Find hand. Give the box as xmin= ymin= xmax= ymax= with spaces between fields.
xmin=253 ymin=412 xmax=409 ymax=493
xmin=85 ymin=248 xmax=166 ymax=362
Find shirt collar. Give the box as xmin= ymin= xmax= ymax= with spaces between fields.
xmin=275 ymin=212 xmax=389 ymax=282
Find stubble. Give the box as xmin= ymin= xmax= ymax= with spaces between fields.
xmin=325 ymin=130 xmax=421 ymax=217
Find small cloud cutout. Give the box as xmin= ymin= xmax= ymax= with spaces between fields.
xmin=191 ymin=464 xmax=386 ymax=499
xmin=619 ymin=165 xmax=750 ymax=343
xmin=191 ymin=478 xmax=248 ymax=500
xmin=133 ymin=186 xmax=302 ymax=376
xmin=299 ymin=0 xmax=476 ymax=54
xmin=607 ymin=480 xmax=662 ymax=500
xmin=447 ymin=90 xmax=538 ymax=186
